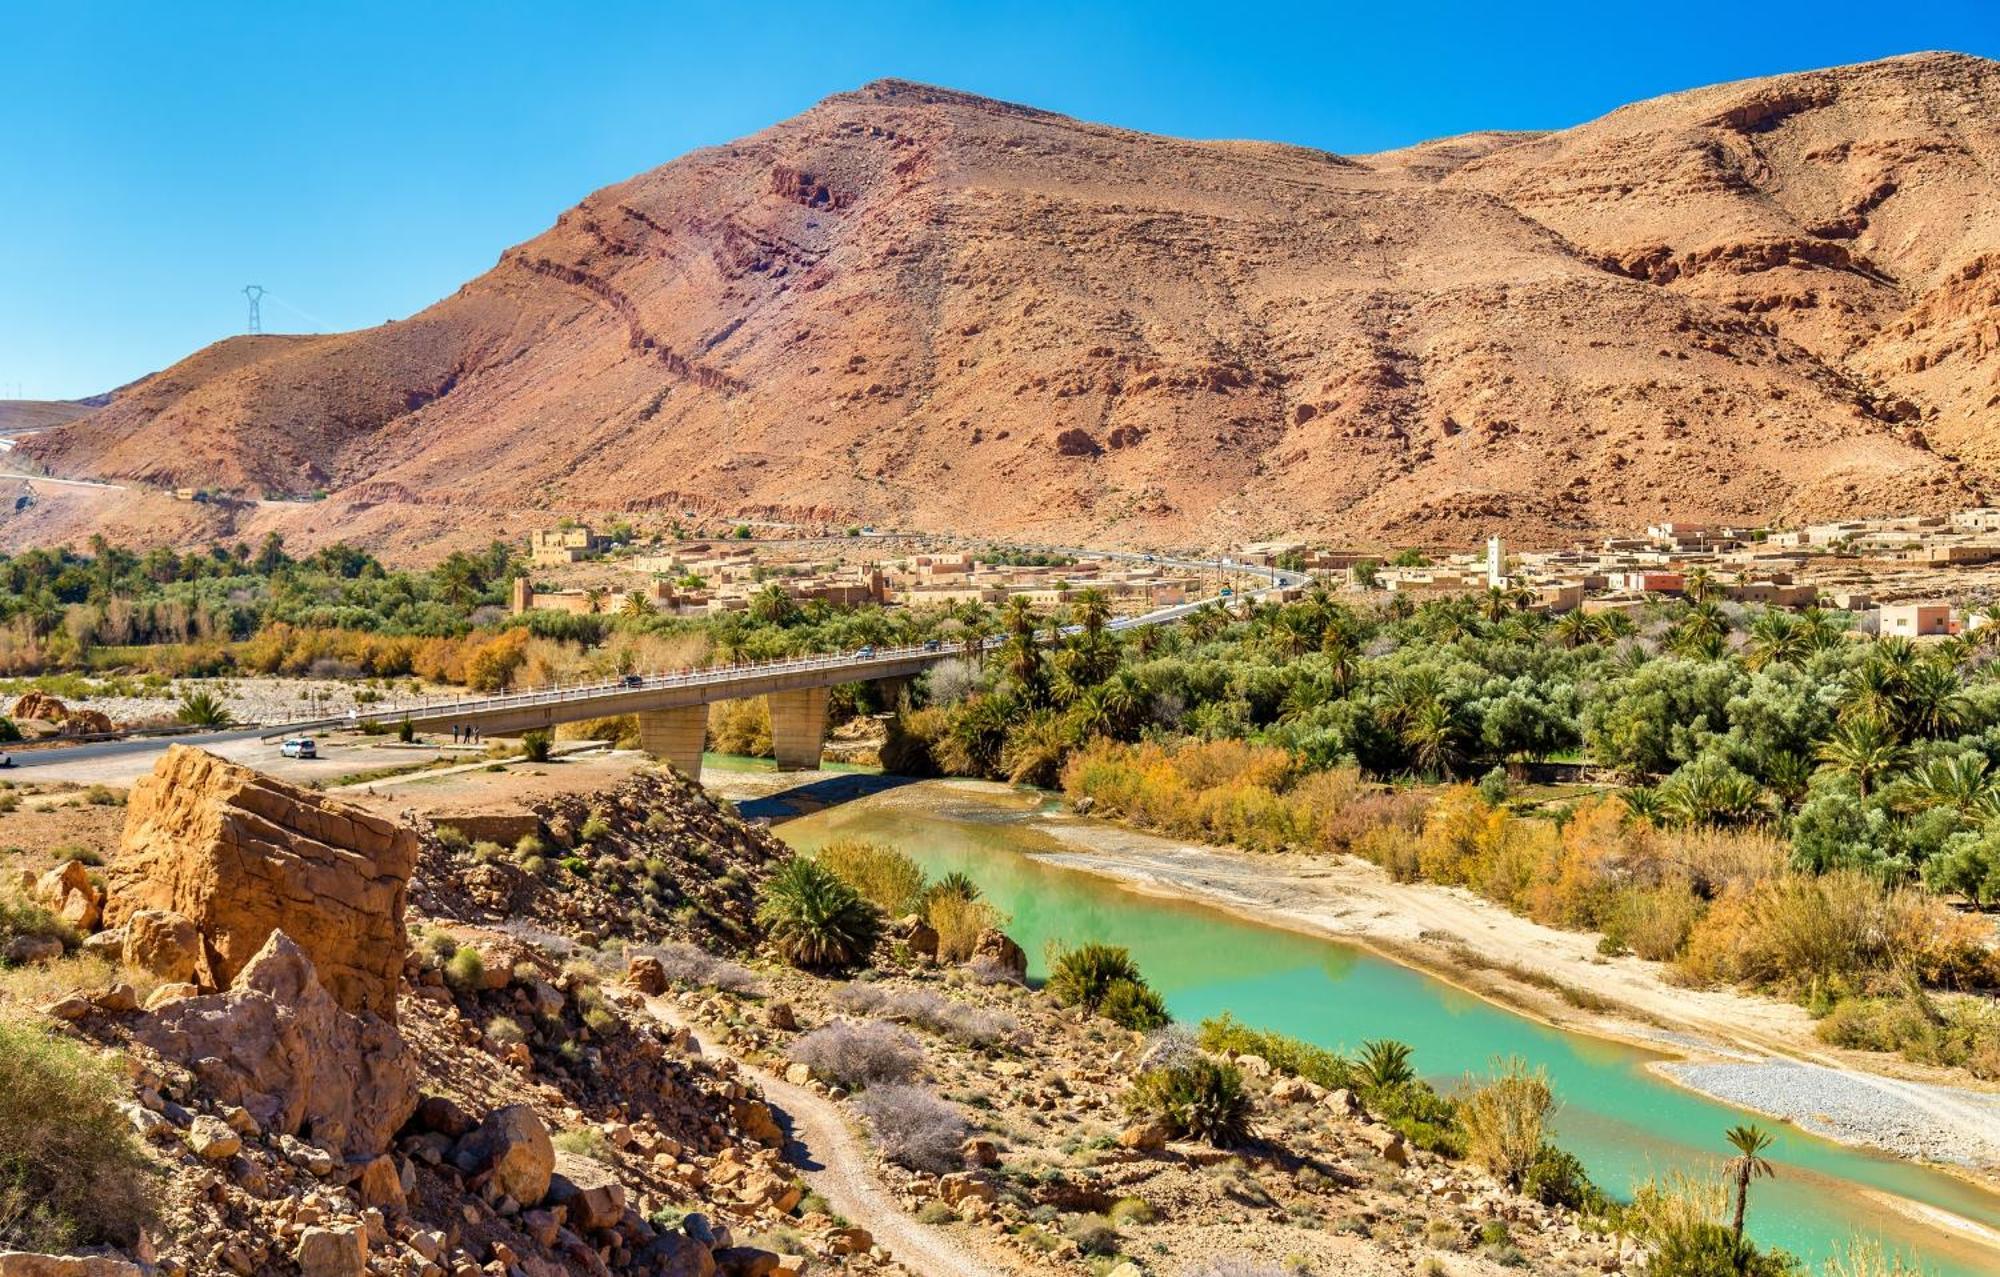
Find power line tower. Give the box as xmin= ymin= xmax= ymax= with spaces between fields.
xmin=242 ymin=285 xmax=266 ymax=335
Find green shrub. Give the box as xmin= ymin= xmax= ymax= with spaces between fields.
xmin=1046 ymin=942 xmax=1143 ymax=1012
xmin=1125 ymin=1057 xmax=1251 ymax=1147
xmin=553 ymin=1127 xmax=614 ymax=1161
xmin=521 ymin=729 xmax=552 ymax=762
xmin=757 ymin=857 xmax=883 ymax=971
xmin=444 ymin=946 xmax=486 ymax=991
xmin=578 ymin=812 xmax=613 ymax=843
xmin=1198 ymin=1014 xmax=1356 ymax=1091
xmin=1099 ymin=978 xmax=1171 ymax=1031
xmin=0 ymin=892 xmax=77 ymax=960
xmin=173 ymin=689 xmax=233 ymax=726
xmin=1457 ymin=1057 xmax=1553 ymax=1190
xmin=0 ymin=1019 xmax=157 ymax=1249
xmin=1522 ymin=1144 xmax=1602 ymax=1212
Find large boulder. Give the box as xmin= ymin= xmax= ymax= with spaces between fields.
xmin=452 ymin=1104 xmax=554 ymax=1206
xmin=136 ymin=931 xmax=417 ymax=1158
xmin=122 ymin=909 xmax=201 ymax=984
xmin=105 ymin=746 xmax=419 ymax=1018
xmin=968 ymin=929 xmax=1027 ymax=983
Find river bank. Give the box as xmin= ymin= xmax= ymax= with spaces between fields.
xmin=1016 ymin=795 xmax=2000 ymax=1182
xmin=711 ymin=769 xmax=2000 ymax=1185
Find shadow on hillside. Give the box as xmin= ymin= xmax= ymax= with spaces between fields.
xmin=731 ymin=771 xmax=919 ymax=826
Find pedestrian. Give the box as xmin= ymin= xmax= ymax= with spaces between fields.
xmin=451 ymin=724 xmax=460 ymax=744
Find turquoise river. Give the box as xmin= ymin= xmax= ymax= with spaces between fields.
xmin=765 ymin=778 xmax=2000 ymax=1277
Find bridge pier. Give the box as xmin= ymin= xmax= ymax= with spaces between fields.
xmin=767 ymin=687 xmax=829 ymax=771
xmin=636 ymin=706 xmax=707 ymax=779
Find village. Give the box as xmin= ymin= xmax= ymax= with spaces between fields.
xmin=512 ymin=508 xmax=2000 ymax=642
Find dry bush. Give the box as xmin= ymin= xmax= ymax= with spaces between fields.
xmin=707 ymin=698 xmax=772 ymax=757
xmin=1416 ymin=786 xmax=1492 ymax=885
xmin=1605 ymin=880 xmax=1706 ymax=961
xmin=789 ymin=1020 xmax=925 ymax=1089
xmin=1655 ymin=826 xmax=1787 ymax=896
xmin=854 ymin=1085 xmax=969 ymax=1173
xmin=834 ymin=984 xmax=1018 ymax=1048
xmin=1289 ymin=763 xmax=1368 ymax=830
xmin=1671 ymin=871 xmax=1986 ymax=993
xmin=0 ymin=1017 xmax=156 ymax=1250
xmin=632 ymin=942 xmax=759 ymax=994
xmin=926 ymin=893 xmax=1004 ymax=963
xmin=1456 ymin=1056 xmax=1553 ymax=1190
xmin=1352 ymin=823 xmax=1423 ymax=882
xmin=817 ymin=840 xmax=928 ymax=917
xmin=1320 ymin=786 xmax=1429 ymax=852
xmin=1471 ymin=818 xmax=1559 ymax=913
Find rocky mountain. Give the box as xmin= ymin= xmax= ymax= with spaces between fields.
xmin=24 ymin=53 xmax=2000 ymax=549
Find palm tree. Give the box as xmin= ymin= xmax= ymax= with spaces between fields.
xmin=1355 ymin=1039 xmax=1416 ymax=1090
xmin=1071 ymin=587 xmax=1113 ymax=641
xmin=620 ymin=590 xmax=655 ymax=618
xmin=582 ymin=587 xmax=608 ymax=615
xmin=1895 ymin=753 xmax=1999 ymax=819
xmin=756 ymin=857 xmax=883 ymax=971
xmin=1900 ymin=661 xmax=1970 ymax=740
xmin=1745 ymin=610 xmax=1805 ymax=670
xmin=1403 ymin=699 xmax=1465 ymax=780
xmin=1724 ymin=1124 xmax=1776 ymax=1238
xmin=1684 ymin=566 xmax=1720 ymax=604
xmin=1816 ymin=716 xmax=1908 ymax=799
xmin=174 ymin=689 xmax=234 ymax=727
xmin=1550 ymin=608 xmax=1596 ymax=650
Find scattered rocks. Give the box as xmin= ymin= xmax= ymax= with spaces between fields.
xmin=136 ymin=930 xmax=418 ymax=1158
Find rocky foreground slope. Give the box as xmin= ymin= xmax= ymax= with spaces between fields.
xmin=22 ymin=53 xmax=2000 ymax=551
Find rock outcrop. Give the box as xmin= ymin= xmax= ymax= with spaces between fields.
xmin=105 ymin=746 xmax=418 ymax=1018
xmin=136 ymin=930 xmax=418 ymax=1158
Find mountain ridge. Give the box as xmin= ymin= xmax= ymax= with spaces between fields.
xmin=22 ymin=52 xmax=2000 ymax=552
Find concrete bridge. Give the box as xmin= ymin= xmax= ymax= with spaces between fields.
xmin=317 ymin=551 xmax=1304 ymax=777
xmin=368 ymin=644 xmax=959 ymax=777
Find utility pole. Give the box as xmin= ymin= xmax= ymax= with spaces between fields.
xmin=242 ymin=285 xmax=266 ymax=335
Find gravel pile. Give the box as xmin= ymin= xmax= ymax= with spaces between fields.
xmin=1663 ymin=1060 xmax=2000 ymax=1169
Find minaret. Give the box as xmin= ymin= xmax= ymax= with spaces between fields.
xmin=1487 ymin=535 xmax=1504 ymax=588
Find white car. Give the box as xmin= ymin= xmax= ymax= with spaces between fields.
xmin=280 ymin=738 xmax=317 ymax=759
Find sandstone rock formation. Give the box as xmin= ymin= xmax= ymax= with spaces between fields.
xmin=969 ymin=929 xmax=1027 ymax=983
xmin=450 ymin=1104 xmax=554 ymax=1206
xmin=105 ymin=746 xmax=418 ymax=1017
xmin=136 ymin=930 xmax=419 ymax=1158
xmin=24 ymin=54 xmax=2000 ymax=552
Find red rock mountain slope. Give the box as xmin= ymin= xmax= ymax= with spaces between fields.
xmin=26 ymin=54 xmax=2000 ymax=549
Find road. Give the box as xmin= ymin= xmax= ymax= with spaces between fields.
xmin=9 ymin=547 xmax=1308 ymax=777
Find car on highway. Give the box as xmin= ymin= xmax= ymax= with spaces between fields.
xmin=620 ymin=674 xmax=645 ymax=688
xmin=922 ymin=639 xmax=941 ymax=652
xmin=279 ymin=737 xmax=318 ymax=759
xmin=856 ymin=644 xmax=876 ymax=658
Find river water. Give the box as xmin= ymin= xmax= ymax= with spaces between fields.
xmin=766 ymin=777 xmax=2000 ymax=1277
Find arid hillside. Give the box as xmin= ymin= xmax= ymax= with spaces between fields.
xmin=24 ymin=52 xmax=2000 ymax=550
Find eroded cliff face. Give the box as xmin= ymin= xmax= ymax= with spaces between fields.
xmin=27 ymin=54 xmax=2000 ymax=549
xmin=105 ymin=745 xmax=418 ymax=1018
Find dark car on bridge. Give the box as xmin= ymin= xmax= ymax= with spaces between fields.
xmin=621 ymin=674 xmax=644 ymax=688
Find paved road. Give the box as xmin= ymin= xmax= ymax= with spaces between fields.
xmin=10 ymin=548 xmax=1307 ymax=777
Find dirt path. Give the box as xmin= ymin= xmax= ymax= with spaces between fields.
xmin=643 ymin=995 xmax=1015 ymax=1277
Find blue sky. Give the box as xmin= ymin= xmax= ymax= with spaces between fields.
xmin=5 ymin=1 xmax=1998 ymax=399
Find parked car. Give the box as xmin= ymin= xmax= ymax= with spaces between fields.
xmin=280 ymin=738 xmax=317 ymax=759
xmin=0 ymin=751 xmax=12 ymax=769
